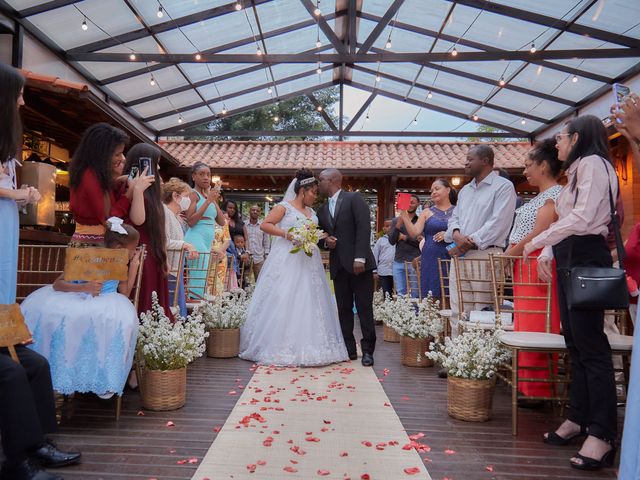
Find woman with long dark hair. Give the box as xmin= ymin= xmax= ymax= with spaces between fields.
xmin=122 ymin=143 xmax=171 ymax=317
xmin=401 ymin=178 xmax=456 ymax=299
xmin=69 ymin=123 xmax=152 ymax=246
xmin=0 ymin=64 xmax=40 ymax=304
xmin=184 ymin=162 xmax=224 ymax=299
xmin=524 ymin=115 xmax=619 ymax=471
xmin=222 ymin=199 xmax=248 ymax=240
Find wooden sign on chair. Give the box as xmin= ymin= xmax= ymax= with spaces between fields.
xmin=0 ymin=304 xmax=32 ymax=362
xmin=63 ymin=247 xmax=129 ymax=282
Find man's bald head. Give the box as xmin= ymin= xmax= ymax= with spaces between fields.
xmin=318 ymin=168 xmax=343 ymax=196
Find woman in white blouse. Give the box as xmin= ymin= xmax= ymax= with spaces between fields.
xmin=524 ymin=115 xmax=619 ymax=471
xmin=162 ymin=178 xmax=198 ymax=317
xmin=505 ymin=139 xmax=563 ymax=402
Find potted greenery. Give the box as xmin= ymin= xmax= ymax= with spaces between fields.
xmin=195 ymin=289 xmax=249 ymax=358
xmin=427 ymin=323 xmax=511 ymax=422
xmin=137 ymin=292 xmax=208 ymax=411
xmin=387 ymin=294 xmax=443 ymax=367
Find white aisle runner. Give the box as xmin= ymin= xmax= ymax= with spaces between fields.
xmin=192 ymin=361 xmax=431 ymax=480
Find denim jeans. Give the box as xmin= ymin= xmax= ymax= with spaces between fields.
xmin=392 ymin=261 xmax=418 ymax=297
xmin=168 ymin=272 xmax=187 ymax=318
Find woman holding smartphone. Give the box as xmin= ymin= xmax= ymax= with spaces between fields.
xmin=122 ymin=144 xmax=172 ymax=318
xmin=184 ymin=162 xmax=225 ymax=299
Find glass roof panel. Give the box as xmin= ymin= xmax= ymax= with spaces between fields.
xmin=131 ymin=90 xmax=204 ymax=119
xmin=360 ymin=0 xmax=452 ymax=35
xmin=577 ymin=0 xmax=640 ymax=39
xmin=132 ymin=0 xmax=231 ymax=27
xmin=77 ymin=61 xmax=154 ymax=81
xmin=377 ymin=62 xmax=423 ymax=81
xmin=198 ymin=68 xmax=277 ymax=100
xmin=255 ymin=0 xmax=314 ymax=31
xmin=486 ymin=0 xmax=588 ymax=19
xmin=276 ymin=72 xmax=332 ymax=96
xmin=528 ymin=100 xmax=569 ymax=120
xmin=264 ymin=25 xmax=329 ymax=54
xmin=416 ymin=68 xmax=496 ymax=100
xmin=105 ymin=66 xmax=189 ymax=102
xmin=180 ymin=63 xmax=257 ymax=84
xmin=6 ymin=0 xmax=51 ymax=9
xmin=489 ymin=88 xmax=557 ymax=116
xmin=99 ymin=35 xmax=163 ymax=55
xmin=223 ymin=89 xmax=270 ymax=112
xmin=27 ymin=0 xmax=139 ymax=50
xmin=474 ymin=105 xmax=540 ymax=132
xmin=149 ymin=106 xmax=213 ymax=132
xmin=405 ymin=87 xmax=478 ymax=116
xmin=509 ymin=63 xmax=585 ymax=100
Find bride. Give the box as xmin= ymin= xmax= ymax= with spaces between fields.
xmin=239 ymin=169 xmax=348 ymax=366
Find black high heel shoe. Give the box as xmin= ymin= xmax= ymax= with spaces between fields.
xmin=570 ymin=446 xmax=616 ymax=471
xmin=543 ymin=425 xmax=586 ymax=446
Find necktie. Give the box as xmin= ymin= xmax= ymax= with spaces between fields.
xmin=329 ymin=197 xmax=336 ymax=217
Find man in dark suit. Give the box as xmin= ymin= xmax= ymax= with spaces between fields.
xmin=317 ymin=169 xmax=376 ymax=366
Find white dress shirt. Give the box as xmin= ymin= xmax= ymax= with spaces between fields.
xmin=444 ymin=171 xmax=517 ymax=250
xmin=246 ymin=220 xmax=271 ymax=263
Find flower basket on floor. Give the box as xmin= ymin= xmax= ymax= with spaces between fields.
xmin=383 ymin=323 xmax=401 ymax=342
xmin=387 ymin=294 xmax=443 ymax=366
xmin=427 ymin=322 xmax=510 ymax=422
xmin=196 ymin=289 xmax=249 ymax=358
xmin=137 ymin=292 xmax=208 ymax=411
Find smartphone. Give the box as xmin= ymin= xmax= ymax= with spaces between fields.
xmin=396 ymin=192 xmax=412 ymax=210
xmin=128 ymin=166 xmax=138 ymax=180
xmin=446 ymin=242 xmax=464 ymax=257
xmin=138 ymin=157 xmax=155 ymax=177
xmin=613 ymin=83 xmax=631 ymax=123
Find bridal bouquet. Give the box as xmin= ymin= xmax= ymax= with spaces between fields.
xmin=288 ymin=220 xmax=324 ymax=257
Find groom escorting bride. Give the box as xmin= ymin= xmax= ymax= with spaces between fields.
xmin=239 ymin=168 xmax=376 ymax=367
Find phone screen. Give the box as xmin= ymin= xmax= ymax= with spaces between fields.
xmin=614 ymin=83 xmax=631 ymax=106
xmin=138 ymin=157 xmax=155 ymax=176
xmin=128 ymin=166 xmax=138 ymax=180
xmin=396 ymin=193 xmax=412 ymax=210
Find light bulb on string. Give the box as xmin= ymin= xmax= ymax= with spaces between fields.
xmin=529 ymin=42 xmax=536 ymax=53
xmin=157 ymin=6 xmax=164 ymax=18
xmin=178 ymin=115 xmax=183 ymax=124
xmin=427 ymin=91 xmax=433 ymax=99
xmin=472 ymin=114 xmax=479 ymax=121
xmin=267 ymin=86 xmax=273 ymax=94
xmin=375 ymin=74 xmax=381 ymax=82
xmin=129 ymin=52 xmax=136 ymax=61
xmin=316 ymin=64 xmax=322 ymax=74
xmin=81 ymin=18 xmax=88 ymax=31
xmin=256 ymin=46 xmax=262 ymax=56
xmin=499 ymin=77 xmax=506 ymax=86
xmin=273 ymin=115 xmax=279 ymax=122
xmin=520 ymin=118 xmax=526 ymax=125
xmin=221 ymin=106 xmax=228 ymax=115
xmin=451 ymin=46 xmax=458 ymax=56
xmin=150 ymin=76 xmax=156 ymax=86
xmin=195 ymin=53 xmax=202 ymax=61
xmin=572 ymin=74 xmax=578 ymax=83
xmin=235 ymin=1 xmax=242 ymax=10
xmin=385 ymin=38 xmax=392 ymax=49
xmin=316 ymin=38 xmax=322 ymax=48
xmin=365 ymin=114 xmax=370 ymax=122
xmin=314 ymin=0 xmax=321 ymax=15
xmin=412 ymin=117 xmax=418 ymax=125
xmin=317 ymin=105 xmax=323 ymax=112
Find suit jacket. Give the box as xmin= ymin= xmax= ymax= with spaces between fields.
xmin=317 ymin=190 xmax=376 ymax=279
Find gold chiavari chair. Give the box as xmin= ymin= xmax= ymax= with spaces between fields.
xmin=403 ymin=258 xmax=422 ymax=299
xmin=166 ymin=248 xmax=187 ymax=314
xmin=16 ymin=245 xmax=67 ymax=302
xmin=437 ymin=258 xmax=453 ymax=338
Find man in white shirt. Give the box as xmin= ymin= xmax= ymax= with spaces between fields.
xmin=444 ymin=145 xmax=517 ymax=335
xmin=246 ymin=205 xmax=271 ymax=281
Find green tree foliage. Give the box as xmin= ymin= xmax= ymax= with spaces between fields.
xmin=183 ymin=87 xmax=340 ymax=141
xmin=465 ymin=124 xmax=527 ymax=142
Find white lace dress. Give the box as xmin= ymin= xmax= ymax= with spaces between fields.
xmin=239 ymin=201 xmax=348 ymax=366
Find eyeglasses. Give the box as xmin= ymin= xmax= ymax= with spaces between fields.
xmin=555 ymin=133 xmax=570 ymax=142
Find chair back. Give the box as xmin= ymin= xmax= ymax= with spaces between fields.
xmin=489 ymin=254 xmax=552 ymax=332
xmin=437 ymin=258 xmax=452 ymax=309
xmin=183 ymin=251 xmax=213 ymax=301
xmin=167 ymin=248 xmax=186 ymax=309
xmin=452 ymin=256 xmax=496 ymax=318
xmin=403 ymin=259 xmax=422 ymax=298
xmin=129 ymin=245 xmax=146 ymax=311
xmin=16 ymin=245 xmax=67 ymax=303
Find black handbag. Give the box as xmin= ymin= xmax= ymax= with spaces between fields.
xmin=566 ymin=158 xmax=629 ymax=310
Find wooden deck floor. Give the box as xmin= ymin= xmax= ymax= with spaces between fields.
xmin=39 ymin=325 xmax=622 ymax=480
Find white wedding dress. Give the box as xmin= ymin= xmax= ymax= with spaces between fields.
xmin=239 ymin=196 xmax=348 ymax=367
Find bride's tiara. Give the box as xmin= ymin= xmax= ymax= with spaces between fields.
xmin=299 ymin=176 xmax=316 ymax=186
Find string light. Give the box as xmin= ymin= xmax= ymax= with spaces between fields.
xmin=316 ymin=37 xmax=322 ymax=48
xmin=273 ymin=115 xmax=279 ymax=122
xmin=267 ymin=86 xmax=273 ymax=94
xmin=157 ymin=5 xmax=164 ymax=18
xmin=129 ymin=52 xmax=136 ymax=61
xmin=178 ymin=115 xmax=183 ymax=124
xmin=472 ymin=114 xmax=479 ymax=121
xmin=520 ymin=118 xmax=526 ymax=125
xmin=256 ymin=46 xmax=262 ymax=55
xmin=314 ymin=0 xmax=321 ymax=16
xmin=150 ymin=75 xmax=156 ymax=86
xmin=235 ymin=1 xmax=242 ymax=10
xmin=529 ymin=42 xmax=536 ymax=53
xmin=572 ymin=74 xmax=578 ymax=83
xmin=427 ymin=91 xmax=433 ymax=99
xmin=365 ymin=114 xmax=370 ymax=122
xmin=316 ymin=64 xmax=322 ymax=74
xmin=195 ymin=53 xmax=202 ymax=61
xmin=221 ymin=106 xmax=228 ymax=115
xmin=451 ymin=46 xmax=458 ymax=56
xmin=412 ymin=117 xmax=418 ymax=125
xmin=317 ymin=105 xmax=323 ymax=112
xmin=81 ymin=18 xmax=88 ymax=31
xmin=498 ymin=77 xmax=506 ymax=86
xmin=375 ymin=74 xmax=381 ymax=82
xmin=385 ymin=37 xmax=392 ymax=49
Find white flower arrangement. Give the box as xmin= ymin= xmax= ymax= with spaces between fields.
xmin=195 ymin=288 xmax=249 ymax=330
xmin=288 ymin=220 xmax=324 ymax=257
xmin=426 ymin=323 xmax=511 ymax=380
xmin=137 ymin=292 xmax=208 ymax=371
xmin=385 ymin=293 xmax=444 ymax=339
xmin=373 ymin=289 xmax=391 ymax=323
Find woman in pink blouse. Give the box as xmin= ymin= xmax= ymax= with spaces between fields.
xmin=524 ymin=115 xmax=618 ymax=471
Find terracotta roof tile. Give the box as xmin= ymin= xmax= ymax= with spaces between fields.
xmin=20 ymin=69 xmax=89 ymax=93
xmin=160 ymin=140 xmax=529 ymax=171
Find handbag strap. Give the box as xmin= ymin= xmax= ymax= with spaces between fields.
xmin=600 ymin=157 xmax=626 ymax=270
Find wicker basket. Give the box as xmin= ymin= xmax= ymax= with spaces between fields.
xmin=383 ymin=324 xmax=401 ymax=343
xmin=400 ymin=336 xmax=433 ymax=367
xmin=447 ymin=376 xmax=495 ymax=422
xmin=141 ymin=367 xmax=186 ymax=411
xmin=207 ymin=328 xmax=240 ymax=358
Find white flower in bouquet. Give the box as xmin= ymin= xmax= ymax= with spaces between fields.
xmin=385 ymin=293 xmax=444 ymax=339
xmin=137 ymin=292 xmax=208 ymax=371
xmin=288 ymin=219 xmax=324 ymax=257
xmin=195 ymin=289 xmax=249 ymax=330
xmin=426 ymin=322 xmax=511 ymax=380
xmin=373 ymin=289 xmax=392 ymax=323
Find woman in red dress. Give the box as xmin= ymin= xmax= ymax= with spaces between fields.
xmin=123 ymin=143 xmax=172 ymax=319
xmin=504 ymin=138 xmax=562 ymax=399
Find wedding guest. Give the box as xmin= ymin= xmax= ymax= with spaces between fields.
xmin=232 ymin=233 xmax=251 ymax=287
xmin=223 ymin=199 xmax=248 ymax=240
xmin=389 ymin=195 xmax=421 ymax=296
xmin=444 ymin=145 xmax=517 ymax=334
xmin=208 ymin=212 xmax=233 ymax=295
xmin=611 ymin=92 xmax=640 ymax=480
xmin=524 ymin=115 xmax=619 ymax=471
xmin=21 ymin=220 xmax=141 ymax=399
xmin=184 ymin=162 xmax=224 ymax=299
xmin=0 ymin=64 xmax=40 ymax=305
xmin=69 ymin=123 xmax=152 ymax=246
xmin=123 ymin=144 xmax=171 ymax=317
xmin=246 ymin=204 xmax=271 ymax=280
xmin=402 ymin=179 xmax=456 ymax=300
xmin=372 ymin=219 xmax=395 ymax=299
xmin=162 ymin=178 xmax=199 ymax=317
xmin=504 ymin=139 xmax=562 ymax=401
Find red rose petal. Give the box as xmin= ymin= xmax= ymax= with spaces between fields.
xmin=444 ymin=449 xmax=456 ymax=455
xmin=361 ymin=441 xmax=373 ymax=447
xmin=283 ymin=466 xmax=298 ymax=473
xmin=404 ymin=467 xmax=421 ymax=475
xmin=247 ymin=464 xmax=257 ymax=473
xmin=187 ymin=457 xmax=198 ymax=464
xmin=305 ymin=436 xmax=321 ymax=442
xmin=137 ymin=410 xmax=145 ymax=416
xmin=339 ymin=451 xmax=349 ymax=457
xmin=485 ymin=465 xmax=494 ymax=472
xmin=323 ymin=419 xmax=332 ymax=424
xmin=318 ymin=470 xmax=331 ymax=476
xmin=166 ymin=421 xmax=175 ymax=427
xmin=361 ymin=475 xmax=371 ymax=480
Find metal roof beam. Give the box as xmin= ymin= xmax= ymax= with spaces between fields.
xmin=67 ymin=0 xmax=276 ymax=54
xmin=170 ymin=129 xmax=525 ymax=138
xmin=306 ymin=93 xmax=338 ymax=131
xmin=350 ymin=81 xmax=529 ymax=136
xmin=357 ymin=0 xmax=405 ymax=54
xmin=299 ymin=0 xmax=348 ymax=54
xmin=68 ymin=48 xmax=640 ymax=63
xmin=159 ymin=81 xmax=336 ymax=134
xmin=14 ymin=0 xmax=81 ymax=18
xmin=445 ymin=0 xmax=640 ymax=49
